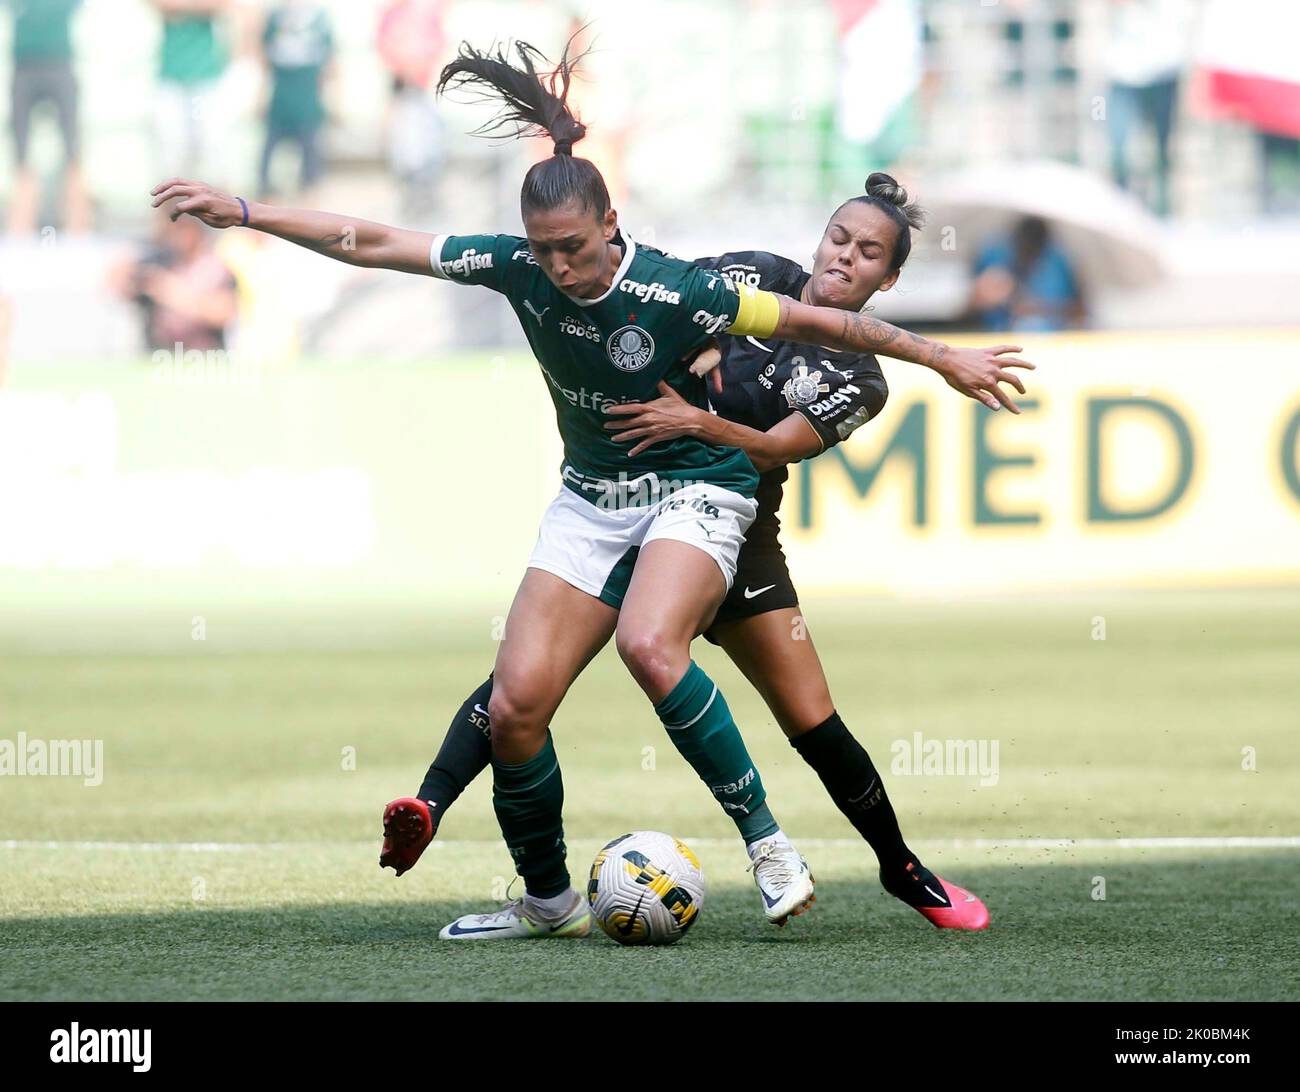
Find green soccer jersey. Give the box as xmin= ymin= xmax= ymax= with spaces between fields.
xmin=159 ymin=15 xmax=226 ymax=85
xmin=11 ymin=0 xmax=80 ymax=63
xmin=430 ymin=229 xmax=759 ymax=505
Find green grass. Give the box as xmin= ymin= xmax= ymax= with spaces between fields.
xmin=1 ymin=591 xmax=1298 ymax=1000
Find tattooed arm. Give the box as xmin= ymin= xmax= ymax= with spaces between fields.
xmin=753 ymin=291 xmax=1036 ymax=413
xmin=833 ymin=310 xmax=950 ymax=370
xmin=150 ymin=179 xmax=436 ymax=275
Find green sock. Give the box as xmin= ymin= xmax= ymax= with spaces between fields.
xmin=654 ymin=661 xmax=779 ymax=844
xmin=491 ymin=731 xmax=570 ymax=899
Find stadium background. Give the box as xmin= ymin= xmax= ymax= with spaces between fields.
xmin=0 ymin=0 xmax=1297 ymax=1002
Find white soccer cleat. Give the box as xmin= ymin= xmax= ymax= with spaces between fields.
xmin=438 ymin=889 xmax=592 ymax=941
xmin=747 ymin=837 xmax=816 ymax=926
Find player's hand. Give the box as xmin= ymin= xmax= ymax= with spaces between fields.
xmin=938 ymin=345 xmax=1035 ymax=413
xmin=680 ymin=338 xmax=723 ymax=395
xmin=150 ymin=179 xmax=245 ymax=228
xmin=687 ymin=340 xmax=724 ymax=395
xmin=603 ymin=381 xmax=707 ymax=458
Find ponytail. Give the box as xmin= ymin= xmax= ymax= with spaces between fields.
xmin=437 ymin=35 xmax=611 ymax=219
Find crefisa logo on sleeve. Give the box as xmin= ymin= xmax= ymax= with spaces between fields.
xmin=50 ymin=1024 xmax=151 ymax=1073
xmin=445 ymin=248 xmax=493 ymax=277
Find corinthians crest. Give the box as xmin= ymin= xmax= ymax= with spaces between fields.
xmin=781 ymin=362 xmax=830 ymax=408
xmin=606 ymin=325 xmax=655 ymax=372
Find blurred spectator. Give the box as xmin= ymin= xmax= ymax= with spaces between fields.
xmin=1259 ymin=133 xmax=1300 ymax=216
xmin=968 ymin=217 xmax=1086 ymax=333
xmin=6 ymin=0 xmax=91 ymax=236
xmin=1198 ymin=0 xmax=1300 ymax=217
xmin=259 ymin=0 xmax=334 ymax=197
xmin=152 ymin=0 xmax=231 ymax=178
xmin=377 ymin=0 xmax=446 ymax=219
xmin=110 ymin=215 xmax=238 ymax=353
xmin=1104 ymin=0 xmax=1188 ymax=218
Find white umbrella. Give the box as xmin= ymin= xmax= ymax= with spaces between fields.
xmin=923 ymin=160 xmax=1167 ymax=289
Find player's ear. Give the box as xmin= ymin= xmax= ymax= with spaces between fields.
xmin=878 ymin=268 xmax=900 ymax=293
xmin=603 ymin=206 xmax=618 ymax=241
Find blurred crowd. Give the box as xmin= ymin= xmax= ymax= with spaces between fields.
xmin=2 ymin=0 xmax=1298 ymax=360
xmin=5 ymin=0 xmax=455 ymax=228
xmin=2 ymin=0 xmax=455 ymax=358
xmin=1103 ymin=0 xmax=1299 ymax=219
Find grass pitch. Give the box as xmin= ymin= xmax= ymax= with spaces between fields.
xmin=1 ymin=591 xmax=1297 ymax=1001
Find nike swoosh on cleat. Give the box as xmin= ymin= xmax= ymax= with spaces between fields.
xmin=445 ymin=921 xmax=513 ymax=936
xmin=760 ymin=888 xmax=784 ymax=909
xmin=923 ymin=884 xmax=950 ymax=906
xmin=743 ymin=584 xmax=777 ymax=599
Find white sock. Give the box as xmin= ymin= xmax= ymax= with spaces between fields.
xmin=524 ymin=888 xmax=577 ymax=918
xmin=746 ymin=828 xmax=790 ymax=858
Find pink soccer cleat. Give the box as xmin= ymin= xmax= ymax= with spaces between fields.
xmin=883 ymin=861 xmax=990 ymax=931
xmin=379 ymin=796 xmax=437 ymax=876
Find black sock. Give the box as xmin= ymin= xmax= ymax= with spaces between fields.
xmin=791 ymin=712 xmax=919 ymax=876
xmin=416 ymin=674 xmax=494 ymax=825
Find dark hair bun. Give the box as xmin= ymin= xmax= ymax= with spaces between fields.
xmin=864 ymin=172 xmax=908 ymax=207
xmin=845 ymin=172 xmax=927 ymax=270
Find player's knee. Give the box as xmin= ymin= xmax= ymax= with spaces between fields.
xmin=616 ymin=625 xmax=686 ymax=693
xmin=486 ymin=685 xmax=544 ymax=744
xmin=614 ymin=624 xmax=657 ymax=674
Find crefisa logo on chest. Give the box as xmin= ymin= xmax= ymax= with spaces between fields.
xmin=606 ymin=325 xmax=655 ymax=372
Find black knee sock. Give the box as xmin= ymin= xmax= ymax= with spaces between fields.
xmin=790 ymin=712 xmax=918 ymax=875
xmin=416 ymin=675 xmax=494 ymax=825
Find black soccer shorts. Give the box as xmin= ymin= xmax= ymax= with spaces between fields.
xmin=701 ymin=527 xmax=799 ymax=644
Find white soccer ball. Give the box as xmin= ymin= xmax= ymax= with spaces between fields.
xmin=586 ymin=830 xmax=705 ymax=946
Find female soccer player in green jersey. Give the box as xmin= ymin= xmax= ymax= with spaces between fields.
xmin=152 ymin=39 xmax=1029 ymax=938
xmin=385 ymin=176 xmax=1002 ymax=933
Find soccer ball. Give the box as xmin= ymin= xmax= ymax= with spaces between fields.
xmin=586 ymin=830 xmax=705 ymax=946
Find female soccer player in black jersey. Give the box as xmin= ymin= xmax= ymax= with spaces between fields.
xmin=383 ymin=173 xmax=1003 ymax=930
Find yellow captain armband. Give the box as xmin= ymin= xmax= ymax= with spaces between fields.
xmin=726 ymin=283 xmax=781 ymax=338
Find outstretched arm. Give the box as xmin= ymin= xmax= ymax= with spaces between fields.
xmin=729 ymin=288 xmax=1035 ymax=412
xmin=150 ymin=179 xmax=437 ymax=275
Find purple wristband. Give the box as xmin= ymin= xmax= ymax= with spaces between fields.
xmin=236 ymin=197 xmax=250 ymax=227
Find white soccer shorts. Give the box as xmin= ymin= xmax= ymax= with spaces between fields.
xmin=526 ymin=479 xmax=758 ymax=608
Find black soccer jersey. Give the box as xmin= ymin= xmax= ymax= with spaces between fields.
xmin=694 ymin=250 xmax=888 ymax=542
